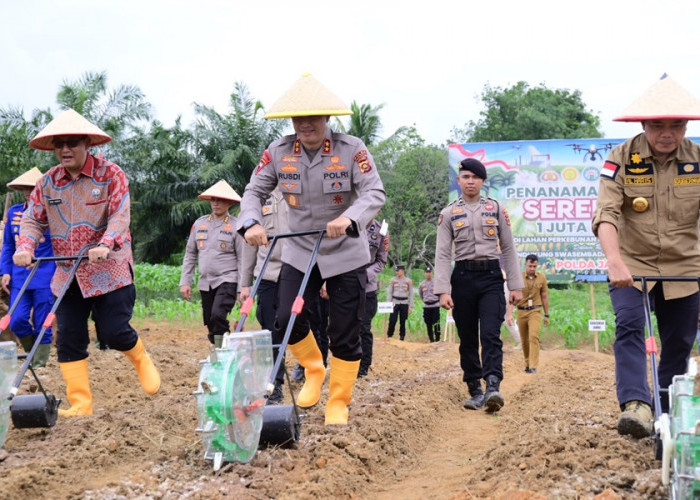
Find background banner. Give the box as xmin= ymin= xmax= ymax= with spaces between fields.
xmin=449 ymin=137 xmax=700 ymax=284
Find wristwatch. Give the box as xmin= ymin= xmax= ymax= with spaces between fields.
xmin=242 ymin=218 xmax=259 ymax=231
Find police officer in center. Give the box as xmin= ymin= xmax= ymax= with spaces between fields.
xmin=359 ymin=217 xmax=389 ymax=377
xmin=593 ymin=75 xmax=700 ymax=438
xmin=435 ymin=158 xmax=523 ymax=412
xmin=386 ymin=264 xmax=413 ymax=340
xmin=238 ymin=73 xmax=385 ymax=426
xmin=240 ymin=188 xmax=289 ymax=404
xmin=180 ymin=180 xmax=243 ymax=348
xmin=418 ymin=266 xmax=440 ymax=342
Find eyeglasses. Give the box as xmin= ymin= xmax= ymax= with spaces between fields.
xmin=52 ymin=137 xmax=87 ymax=149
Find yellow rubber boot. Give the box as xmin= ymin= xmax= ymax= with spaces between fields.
xmin=325 ymin=357 xmax=361 ymax=426
xmin=123 ymin=338 xmax=161 ymax=395
xmin=287 ymin=331 xmax=326 ymax=408
xmin=58 ymin=359 xmax=93 ymax=417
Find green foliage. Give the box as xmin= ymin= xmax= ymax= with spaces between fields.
xmin=0 ymin=107 xmax=54 ymax=194
xmin=335 ymin=101 xmax=385 ymax=146
xmin=450 ymin=81 xmax=603 ymax=143
xmin=378 ymin=144 xmax=449 ymax=269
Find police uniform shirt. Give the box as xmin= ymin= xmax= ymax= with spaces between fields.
xmin=240 ymin=190 xmax=289 ymax=286
xmin=592 ymin=133 xmax=700 ymax=299
xmin=434 ymin=196 xmax=523 ymax=295
xmin=180 ymin=213 xmax=243 ymax=291
xmin=238 ymin=126 xmax=386 ymax=278
xmin=419 ymin=279 xmax=439 ymax=306
xmin=388 ymin=276 xmax=413 ymax=307
xmin=365 ymin=218 xmax=389 ymax=293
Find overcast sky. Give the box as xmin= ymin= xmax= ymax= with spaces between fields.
xmin=2 ymin=0 xmax=700 ymax=145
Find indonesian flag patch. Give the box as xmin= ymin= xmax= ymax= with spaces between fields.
xmin=601 ymin=161 xmax=620 ymax=180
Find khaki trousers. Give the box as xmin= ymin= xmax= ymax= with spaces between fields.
xmin=517 ymin=309 xmax=542 ymax=369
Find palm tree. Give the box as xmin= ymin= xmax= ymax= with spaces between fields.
xmin=335 ymin=101 xmax=385 ymax=146
xmin=130 ymin=82 xmax=287 ymax=263
xmin=56 ymin=71 xmax=152 ymax=157
xmin=191 ymin=81 xmax=287 ymax=194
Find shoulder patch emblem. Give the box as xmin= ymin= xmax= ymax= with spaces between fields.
xmin=503 ymin=208 xmax=511 ymax=226
xmin=255 ymin=150 xmax=272 ymax=175
xmin=354 ymin=150 xmax=372 ymax=174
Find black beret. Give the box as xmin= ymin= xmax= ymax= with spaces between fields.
xmin=459 ymin=158 xmax=487 ymax=180
xmin=395 ymin=264 xmax=405 ymax=271
xmin=425 ymin=266 xmax=433 ymax=272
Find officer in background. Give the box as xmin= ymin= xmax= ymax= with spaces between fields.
xmin=514 ymin=254 xmax=549 ymax=374
xmin=358 ymin=217 xmax=389 ymax=377
xmin=593 ymin=75 xmax=700 ymax=438
xmin=418 ymin=266 xmax=440 ymax=342
xmin=240 ymin=188 xmax=288 ymax=404
xmin=238 ymin=73 xmax=386 ymax=426
xmin=435 ymin=158 xmax=523 ymax=413
xmin=180 ymin=180 xmax=243 ymax=348
xmin=386 ymin=264 xmax=413 ymax=341
xmin=1 ymin=167 xmax=55 ymax=367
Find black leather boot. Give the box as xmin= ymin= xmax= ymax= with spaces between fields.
xmin=484 ymin=375 xmax=504 ymax=412
xmin=463 ymin=380 xmax=485 ymax=410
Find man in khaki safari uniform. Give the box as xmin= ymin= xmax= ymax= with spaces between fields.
xmin=593 ymin=75 xmax=700 ymax=438
xmin=513 ymin=254 xmax=549 ymax=374
xmin=238 ymin=74 xmax=385 ymax=426
xmin=180 ymin=180 xmax=243 ymax=348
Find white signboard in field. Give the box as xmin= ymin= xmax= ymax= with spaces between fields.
xmin=588 ymin=320 xmax=606 ymax=331
xmin=377 ymin=302 xmax=394 ymax=314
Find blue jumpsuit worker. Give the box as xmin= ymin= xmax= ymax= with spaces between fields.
xmin=1 ymin=167 xmax=55 ymax=367
xmin=593 ymin=75 xmax=700 ymax=439
xmin=434 ymin=158 xmax=523 ymax=413
xmin=238 ymin=74 xmax=385 ymax=426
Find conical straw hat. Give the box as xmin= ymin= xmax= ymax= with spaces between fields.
xmin=29 ymin=108 xmax=112 ymax=151
xmin=7 ymin=167 xmax=43 ymax=190
xmin=198 ymin=180 xmax=241 ymax=202
xmin=614 ymin=74 xmax=700 ymax=122
xmin=264 ymin=73 xmax=353 ymax=119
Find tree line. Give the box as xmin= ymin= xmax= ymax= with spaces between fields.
xmin=0 ymin=71 xmax=602 ymax=270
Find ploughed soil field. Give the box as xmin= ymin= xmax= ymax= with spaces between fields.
xmin=0 ymin=321 xmax=668 ymax=499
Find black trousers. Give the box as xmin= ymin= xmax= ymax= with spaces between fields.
xmin=360 ymin=290 xmax=378 ymax=368
xmin=610 ymin=284 xmax=699 ymax=413
xmin=387 ymin=303 xmax=408 ymax=339
xmin=451 ymin=266 xmax=505 ymax=383
xmin=56 ymin=280 xmax=138 ymax=362
xmin=276 ymin=263 xmax=365 ymax=361
xmin=308 ymin=294 xmax=330 ymax=365
xmin=423 ymin=305 xmax=441 ymax=342
xmin=256 ymin=279 xmax=285 ymax=385
xmin=200 ymin=281 xmax=238 ymax=344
